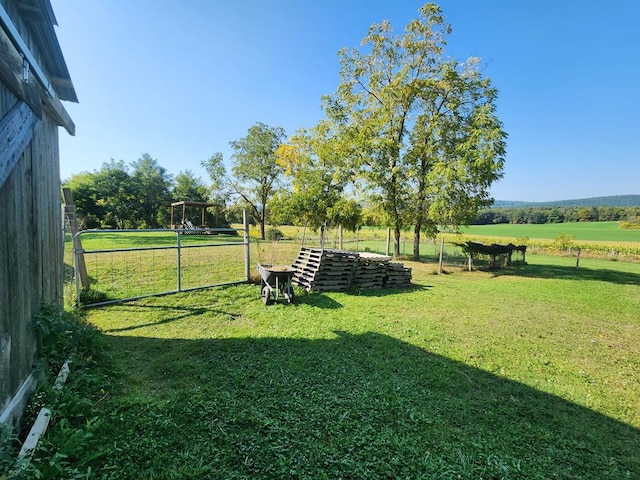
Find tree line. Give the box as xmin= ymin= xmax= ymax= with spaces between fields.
xmin=64 ymin=154 xmax=213 ymax=229
xmin=65 ymin=3 xmax=507 ymax=259
xmin=472 ymin=206 xmax=640 ymax=225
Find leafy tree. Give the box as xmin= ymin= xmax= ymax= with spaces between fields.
xmin=172 ymin=170 xmax=208 ymax=203
xmin=64 ymin=171 xmax=102 ymax=229
xmin=322 ymin=3 xmax=505 ymax=258
xmin=228 ymin=123 xmax=286 ymax=239
xmin=408 ymin=57 xmax=506 ymax=258
xmin=65 ymin=160 xmax=136 ymax=229
xmin=328 ymin=198 xmax=363 ymax=232
xmin=92 ymin=160 xmax=136 ymax=228
xmin=201 ymin=152 xmax=229 ymax=208
xmin=272 ymin=126 xmax=357 ymax=239
xmin=130 ymin=153 xmax=173 ymax=228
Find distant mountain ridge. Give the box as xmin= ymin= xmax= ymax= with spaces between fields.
xmin=493 ymin=195 xmax=640 ymax=208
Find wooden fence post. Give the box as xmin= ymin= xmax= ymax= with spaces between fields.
xmin=62 ymin=188 xmax=88 ymax=290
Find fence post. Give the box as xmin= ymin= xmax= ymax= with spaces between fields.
xmin=176 ymin=230 xmax=182 ymax=291
xmin=339 ymin=225 xmax=343 ymax=250
xmin=243 ymin=210 xmax=250 ymax=281
xmin=386 ymin=228 xmax=390 ymax=257
xmin=63 ymin=188 xmax=88 ymax=289
xmin=438 ymin=237 xmax=445 ymax=274
xmin=72 ymin=233 xmax=86 ymax=305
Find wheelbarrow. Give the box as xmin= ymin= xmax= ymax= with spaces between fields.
xmin=256 ymin=264 xmax=296 ymax=305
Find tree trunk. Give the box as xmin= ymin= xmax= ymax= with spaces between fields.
xmin=394 ymin=224 xmax=401 ymax=258
xmin=260 ymin=211 xmax=266 ymax=240
xmin=413 ymin=222 xmax=421 ymax=261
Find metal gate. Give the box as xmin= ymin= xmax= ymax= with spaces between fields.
xmin=72 ymin=223 xmax=250 ymax=308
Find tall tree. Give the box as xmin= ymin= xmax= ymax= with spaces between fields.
xmin=130 ymin=153 xmax=173 ymax=228
xmin=92 ymin=160 xmax=135 ymax=228
xmin=201 ymin=152 xmax=229 ymax=208
xmin=408 ymin=58 xmax=506 ymax=259
xmin=322 ymin=3 xmax=506 ymax=258
xmin=172 ymin=170 xmax=208 ymax=203
xmin=228 ymin=123 xmax=286 ymax=239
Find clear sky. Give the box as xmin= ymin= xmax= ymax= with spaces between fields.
xmin=50 ymin=0 xmax=639 ymax=203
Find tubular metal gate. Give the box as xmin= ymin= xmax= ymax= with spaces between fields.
xmin=73 ymin=223 xmax=250 ymax=308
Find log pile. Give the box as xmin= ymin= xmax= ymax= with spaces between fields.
xmin=291 ymin=248 xmax=412 ymax=292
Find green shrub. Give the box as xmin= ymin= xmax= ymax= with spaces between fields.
xmin=266 ymin=227 xmax=284 ymax=241
xmin=33 ymin=304 xmax=100 ymax=372
xmin=0 ymin=306 xmax=117 ymax=479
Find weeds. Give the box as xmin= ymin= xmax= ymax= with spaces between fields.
xmin=1 ymin=305 xmax=118 ymax=479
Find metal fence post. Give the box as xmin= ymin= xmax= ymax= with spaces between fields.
xmin=73 ymin=232 xmax=81 ymax=307
xmin=176 ymin=230 xmax=182 ymax=291
xmin=243 ymin=210 xmax=250 ymax=281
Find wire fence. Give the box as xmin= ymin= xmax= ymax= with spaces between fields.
xmin=68 ymin=228 xmax=249 ymax=307
xmin=67 ymin=222 xmax=614 ymax=308
xmin=249 ymin=227 xmax=475 ymax=274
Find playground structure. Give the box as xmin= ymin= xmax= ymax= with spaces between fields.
xmin=170 ymin=201 xmax=217 ymax=231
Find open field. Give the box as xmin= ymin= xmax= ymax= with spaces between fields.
xmin=50 ymin=254 xmax=640 ymax=478
xmin=461 ymin=221 xmax=640 ymax=243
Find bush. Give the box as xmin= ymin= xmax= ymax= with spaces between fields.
xmin=266 ymin=227 xmax=284 ymax=241
xmin=1 ymin=306 xmax=115 ymax=479
xmin=620 ymin=220 xmax=640 ymax=229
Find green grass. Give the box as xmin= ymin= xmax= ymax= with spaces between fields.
xmin=462 ymin=221 xmax=640 ymax=243
xmin=51 ymin=254 xmax=640 ymax=479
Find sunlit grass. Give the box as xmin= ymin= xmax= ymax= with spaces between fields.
xmin=75 ymin=254 xmax=640 ymax=479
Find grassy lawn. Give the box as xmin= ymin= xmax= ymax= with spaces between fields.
xmin=63 ymin=254 xmax=640 ymax=479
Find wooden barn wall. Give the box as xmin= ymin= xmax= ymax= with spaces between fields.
xmin=0 ymin=71 xmax=63 ymax=412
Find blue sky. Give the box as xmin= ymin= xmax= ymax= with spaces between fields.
xmin=51 ymin=0 xmax=639 ymax=202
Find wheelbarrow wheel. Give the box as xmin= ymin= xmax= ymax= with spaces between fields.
xmin=284 ymin=284 xmax=295 ymax=304
xmin=261 ymin=285 xmax=273 ymax=305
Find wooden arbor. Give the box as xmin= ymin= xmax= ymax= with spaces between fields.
xmin=170 ymin=201 xmax=216 ymax=229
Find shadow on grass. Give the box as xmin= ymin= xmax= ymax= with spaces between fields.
xmin=93 ymin=331 xmax=639 ymax=479
xmin=293 ymin=285 xmax=430 ymax=306
xmin=350 ymin=284 xmax=432 ymax=298
xmin=102 ymin=303 xmax=239 ymax=333
xmin=494 ymin=262 xmax=640 ymax=285
xmin=293 ymin=293 xmax=344 ymax=309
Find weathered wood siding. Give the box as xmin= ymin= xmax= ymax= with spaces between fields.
xmin=0 ymin=82 xmax=63 ymax=415
xmin=0 ymin=0 xmax=66 ymax=419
